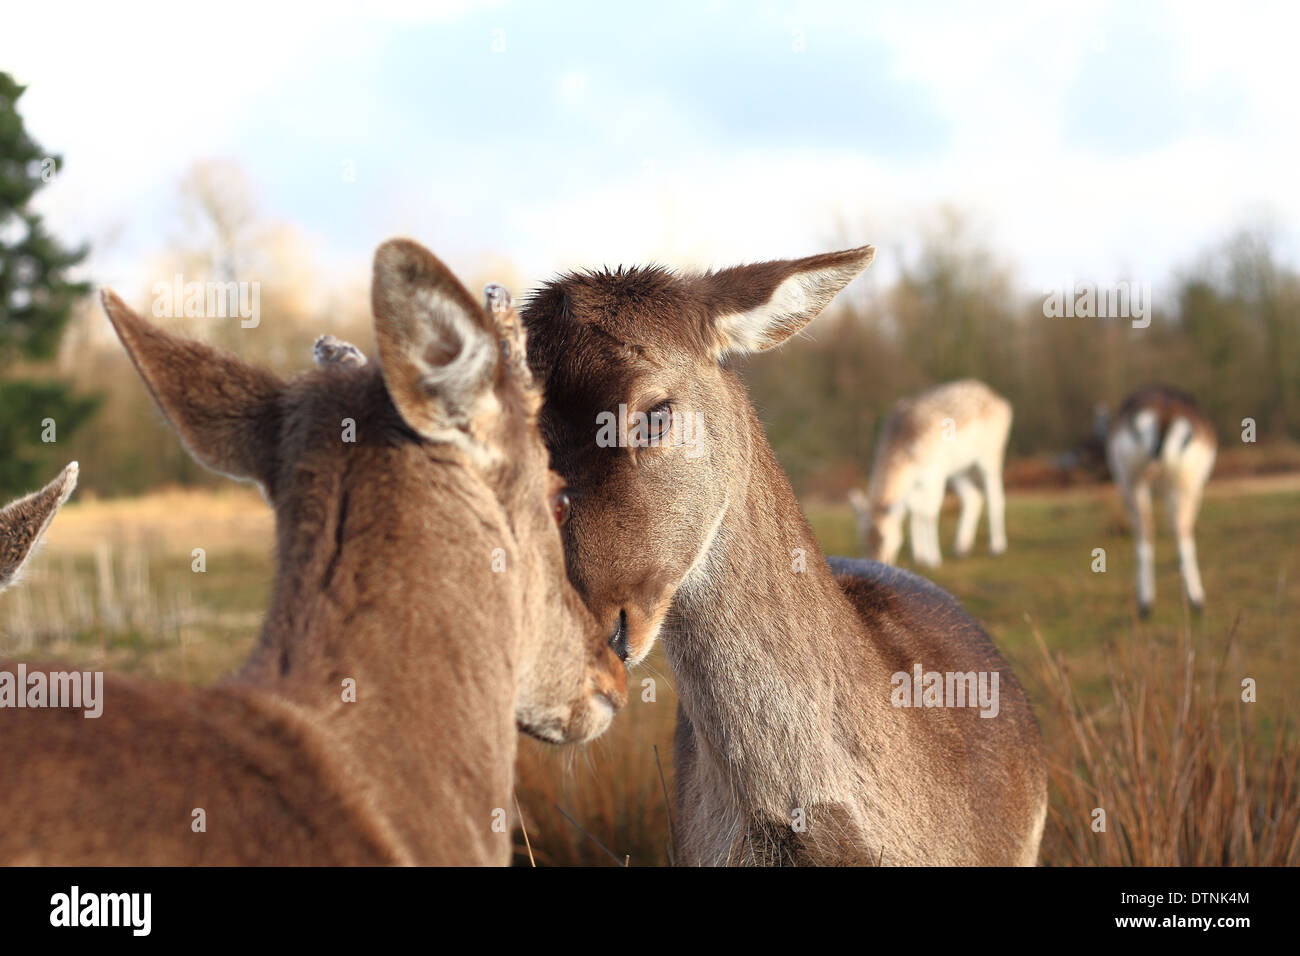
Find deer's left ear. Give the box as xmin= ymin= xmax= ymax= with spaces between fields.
xmin=102 ymin=290 xmax=286 ymax=492
xmin=697 ymin=245 xmax=875 ymax=358
xmin=0 ymin=461 xmax=79 ymax=592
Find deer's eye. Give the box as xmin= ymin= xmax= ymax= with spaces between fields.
xmin=646 ymin=401 xmax=673 ymax=441
xmin=552 ymin=490 xmax=572 ymax=526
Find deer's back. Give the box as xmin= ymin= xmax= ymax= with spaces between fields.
xmin=0 ymin=666 xmax=406 ymax=865
xmin=871 ymin=381 xmax=1011 ymax=498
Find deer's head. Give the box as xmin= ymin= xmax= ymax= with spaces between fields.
xmin=847 ymin=487 xmax=905 ymax=565
xmin=102 ymin=238 xmax=625 ymax=744
xmin=522 ymin=246 xmax=875 ymax=665
xmin=0 ymin=462 xmax=79 ymax=594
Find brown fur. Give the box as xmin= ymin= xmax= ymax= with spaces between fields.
xmin=522 ymin=248 xmax=1047 ymax=865
xmin=0 ymin=462 xmax=78 ymax=592
xmin=0 ymin=239 xmax=626 ymax=866
xmin=1112 ymin=384 xmax=1215 ymax=456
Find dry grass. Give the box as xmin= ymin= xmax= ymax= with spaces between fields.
xmin=1034 ymin=614 xmax=1299 ymax=866
xmin=42 ymin=486 xmax=272 ymax=557
xmin=1 ymin=488 xmax=269 ymax=682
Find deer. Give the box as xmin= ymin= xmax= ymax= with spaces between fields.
xmin=848 ymin=379 xmax=1012 ymax=567
xmin=0 ymin=238 xmax=627 ymax=865
xmin=0 ymin=461 xmax=79 ymax=594
xmin=516 ymin=247 xmax=1047 ymax=865
xmin=1105 ymin=385 xmax=1217 ymax=616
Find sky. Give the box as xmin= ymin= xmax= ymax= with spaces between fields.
xmin=3 ymin=0 xmax=1298 ymax=305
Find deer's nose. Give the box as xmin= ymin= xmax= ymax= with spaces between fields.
xmin=608 ymin=610 xmax=629 ymax=662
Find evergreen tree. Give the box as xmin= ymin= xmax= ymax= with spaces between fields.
xmin=0 ymin=71 xmax=98 ymax=496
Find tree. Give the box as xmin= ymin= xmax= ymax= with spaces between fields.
xmin=0 ymin=71 xmax=98 ymax=497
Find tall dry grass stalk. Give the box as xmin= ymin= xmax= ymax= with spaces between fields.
xmin=1033 ymin=613 xmax=1299 ymax=866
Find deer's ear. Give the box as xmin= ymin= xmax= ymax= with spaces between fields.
xmin=102 ymin=290 xmax=285 ymax=492
xmin=698 ymin=245 xmax=875 ymax=358
xmin=0 ymin=461 xmax=78 ymax=592
xmin=370 ymin=239 xmax=500 ymax=442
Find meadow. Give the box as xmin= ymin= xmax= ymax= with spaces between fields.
xmin=3 ymin=476 xmax=1296 ymax=866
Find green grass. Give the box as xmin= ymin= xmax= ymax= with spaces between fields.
xmin=807 ymin=484 xmax=1299 ymax=720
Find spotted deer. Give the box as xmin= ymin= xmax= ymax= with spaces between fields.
xmin=519 ymin=247 xmax=1046 ymax=865
xmin=0 ymin=239 xmax=626 ymax=865
xmin=849 ymin=379 xmax=1012 ymax=567
xmin=0 ymin=462 xmax=79 ymax=594
xmin=1106 ymin=385 xmax=1217 ymax=616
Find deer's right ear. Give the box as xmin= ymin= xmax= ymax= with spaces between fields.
xmin=0 ymin=461 xmax=78 ymax=592
xmin=370 ymin=239 xmax=500 ymax=442
xmin=102 ymin=290 xmax=285 ymax=492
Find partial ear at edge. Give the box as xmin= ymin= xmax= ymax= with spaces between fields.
xmin=102 ymin=289 xmax=285 ymax=492
xmin=0 ymin=461 xmax=79 ymax=592
xmin=699 ymin=245 xmax=875 ymax=358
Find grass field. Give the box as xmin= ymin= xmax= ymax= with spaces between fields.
xmin=4 ymin=477 xmax=1297 ymax=866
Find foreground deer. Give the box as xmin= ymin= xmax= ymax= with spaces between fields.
xmin=0 ymin=239 xmax=626 ymax=865
xmin=520 ymin=248 xmax=1046 ymax=865
xmin=1106 ymin=385 xmax=1217 ymax=616
xmin=0 ymin=462 xmax=79 ymax=594
xmin=849 ymin=379 xmax=1011 ymax=567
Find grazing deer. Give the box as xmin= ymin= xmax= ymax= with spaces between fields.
xmin=1106 ymin=385 xmax=1217 ymax=616
xmin=849 ymin=380 xmax=1012 ymax=567
xmin=520 ymin=248 xmax=1046 ymax=865
xmin=0 ymin=239 xmax=626 ymax=865
xmin=0 ymin=462 xmax=79 ymax=593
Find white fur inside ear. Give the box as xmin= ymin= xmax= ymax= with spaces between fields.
xmin=714 ymin=273 xmax=815 ymax=354
xmin=413 ymin=287 xmax=496 ymax=409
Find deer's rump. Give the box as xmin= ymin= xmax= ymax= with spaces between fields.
xmin=0 ymin=666 xmax=396 ymax=865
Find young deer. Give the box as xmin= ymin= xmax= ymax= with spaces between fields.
xmin=848 ymin=379 xmax=1012 ymax=567
xmin=1106 ymin=385 xmax=1217 ymax=616
xmin=520 ymin=248 xmax=1046 ymax=865
xmin=0 ymin=239 xmax=626 ymax=865
xmin=0 ymin=461 xmax=79 ymax=593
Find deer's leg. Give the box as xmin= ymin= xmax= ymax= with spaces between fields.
xmin=950 ymin=472 xmax=984 ymax=558
xmin=909 ymin=479 xmax=944 ymax=568
xmin=1122 ymin=478 xmax=1156 ymax=616
xmin=908 ymin=506 xmax=932 ymax=566
xmin=1167 ymin=480 xmax=1206 ymax=611
xmin=977 ymin=457 xmax=1008 ymax=555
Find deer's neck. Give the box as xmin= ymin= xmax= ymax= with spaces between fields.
xmin=232 ymin=470 xmax=521 ymax=864
xmin=665 ymin=412 xmax=881 ymax=811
